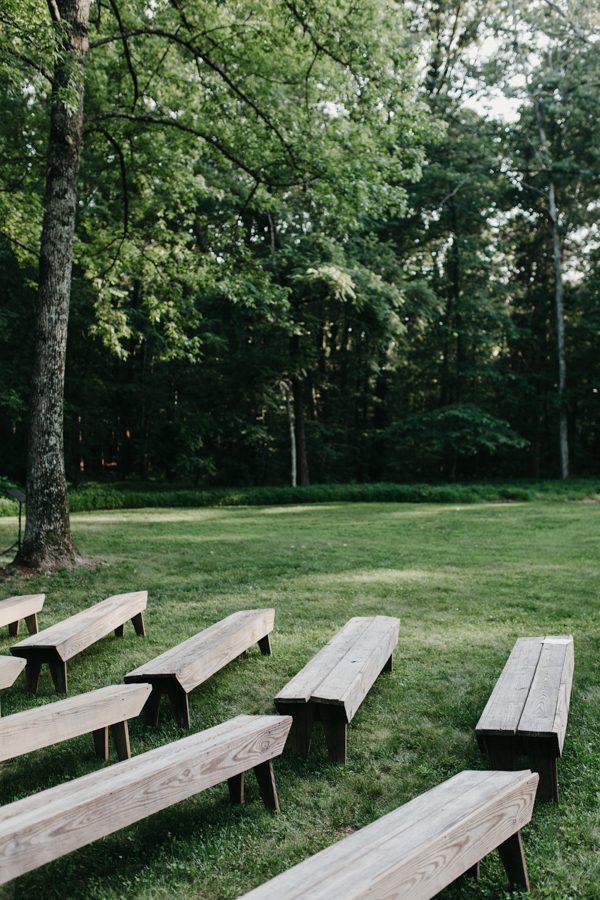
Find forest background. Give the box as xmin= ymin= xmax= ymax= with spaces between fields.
xmin=2 ymin=0 xmax=600 ymax=495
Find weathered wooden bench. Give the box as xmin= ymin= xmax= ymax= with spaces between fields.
xmin=0 ymin=683 xmax=152 ymax=764
xmin=0 ymin=594 xmax=45 ymax=637
xmin=239 ymin=769 xmax=539 ymax=899
xmin=0 ymin=713 xmax=291 ymax=885
xmin=476 ymin=635 xmax=574 ymax=802
xmin=0 ymin=657 xmax=26 ymax=716
xmin=11 ymin=591 xmax=147 ymax=696
xmin=125 ymin=608 xmax=274 ymax=728
xmin=275 ymin=615 xmax=399 ymax=763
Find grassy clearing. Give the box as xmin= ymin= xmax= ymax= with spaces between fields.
xmin=0 ymin=501 xmax=599 ymax=899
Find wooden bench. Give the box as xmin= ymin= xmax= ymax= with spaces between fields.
xmin=0 ymin=657 xmax=26 ymax=716
xmin=476 ymin=635 xmax=574 ymax=801
xmin=275 ymin=616 xmax=399 ymax=763
xmin=240 ymin=769 xmax=539 ymax=899
xmin=0 ymin=683 xmax=152 ymax=764
xmin=0 ymin=594 xmax=45 ymax=637
xmin=125 ymin=609 xmax=274 ymax=728
xmin=11 ymin=591 xmax=147 ymax=696
xmin=0 ymin=713 xmax=291 ymax=885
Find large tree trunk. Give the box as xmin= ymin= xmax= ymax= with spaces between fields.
xmin=14 ymin=0 xmax=90 ymax=570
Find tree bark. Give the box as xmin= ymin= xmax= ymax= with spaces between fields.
xmin=14 ymin=0 xmax=90 ymax=569
xmin=292 ymin=377 xmax=310 ymax=485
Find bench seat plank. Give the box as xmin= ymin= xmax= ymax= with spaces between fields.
xmin=476 ymin=635 xmax=574 ymax=801
xmin=240 ymin=769 xmax=538 ymax=900
xmin=0 ymin=714 xmax=291 ymax=885
xmin=125 ymin=609 xmax=274 ymax=728
xmin=0 ymin=657 xmax=26 ymax=692
xmin=0 ymin=683 xmax=152 ymax=763
xmin=0 ymin=595 xmax=45 ymax=636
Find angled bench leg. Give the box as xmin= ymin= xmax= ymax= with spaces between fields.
xmin=131 ymin=612 xmax=145 ymax=637
xmin=114 ymin=624 xmax=125 ymax=637
xmin=383 ymin=654 xmax=393 ymax=673
xmin=24 ymin=657 xmax=42 ymax=694
xmin=8 ymin=621 xmax=19 ymax=637
xmin=498 ymin=830 xmax=530 ymax=891
xmin=93 ymin=726 xmax=109 ymax=761
xmin=525 ymin=738 xmax=559 ymax=802
xmin=111 ymin=720 xmax=131 ymax=760
xmin=276 ymin=702 xmax=314 ymax=757
xmin=166 ymin=682 xmax=191 ymax=729
xmin=24 ymin=613 xmax=39 ymax=634
xmin=228 ymin=772 xmax=245 ymax=805
xmin=49 ymin=657 xmax=68 ymax=695
xmin=320 ymin=705 xmax=347 ymax=764
xmin=483 ymin=735 xmax=515 ymax=771
xmin=257 ymin=634 xmax=272 ymax=655
xmin=254 ymin=760 xmax=279 ymax=812
xmin=143 ymin=686 xmax=163 ymax=726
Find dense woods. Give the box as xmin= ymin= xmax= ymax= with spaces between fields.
xmin=2 ymin=0 xmax=600 ymax=500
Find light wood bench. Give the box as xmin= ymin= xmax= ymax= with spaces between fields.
xmin=0 ymin=594 xmax=45 ymax=637
xmin=0 ymin=713 xmax=291 ymax=886
xmin=125 ymin=609 xmax=274 ymax=728
xmin=0 ymin=683 xmax=152 ymax=764
xmin=275 ymin=616 xmax=399 ymax=762
xmin=11 ymin=591 xmax=147 ymax=696
xmin=0 ymin=657 xmax=26 ymax=716
xmin=240 ymin=769 xmax=539 ymax=899
xmin=476 ymin=635 xmax=574 ymax=801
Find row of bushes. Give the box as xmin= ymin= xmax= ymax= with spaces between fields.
xmin=1 ymin=479 xmax=600 ymax=517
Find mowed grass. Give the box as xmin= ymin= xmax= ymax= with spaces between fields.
xmin=0 ymin=501 xmax=599 ymax=899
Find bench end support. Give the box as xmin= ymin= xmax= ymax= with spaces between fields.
xmin=498 ymin=830 xmax=530 ymax=892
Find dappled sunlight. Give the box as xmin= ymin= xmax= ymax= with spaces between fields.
xmin=72 ymin=509 xmax=230 ymax=525
xmin=308 ymin=567 xmax=442 ymax=585
xmin=257 ymin=505 xmax=342 ymax=514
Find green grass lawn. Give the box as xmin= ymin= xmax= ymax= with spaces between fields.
xmin=0 ymin=501 xmax=599 ymax=899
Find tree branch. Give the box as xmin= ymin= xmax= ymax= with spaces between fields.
xmin=0 ymin=230 xmax=40 ymax=258
xmin=107 ymin=0 xmax=139 ymax=110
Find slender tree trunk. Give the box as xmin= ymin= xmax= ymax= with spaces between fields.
xmin=535 ymin=99 xmax=569 ymax=478
xmin=14 ymin=0 xmax=90 ymax=569
xmin=292 ymin=377 xmax=310 ymax=485
xmin=283 ymin=382 xmax=297 ymax=487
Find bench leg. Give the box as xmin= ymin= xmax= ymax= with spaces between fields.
xmin=25 ymin=613 xmax=39 ymax=634
xmin=114 ymin=624 xmax=125 ymax=637
xmin=25 ymin=658 xmax=42 ymax=694
xmin=465 ymin=861 xmax=480 ymax=881
xmin=167 ymin=682 xmax=191 ymax=729
xmin=382 ymin=654 xmax=393 ymax=673
xmin=49 ymin=658 xmax=68 ymax=694
xmin=111 ymin=720 xmax=131 ymax=760
xmin=254 ymin=760 xmax=280 ymax=812
xmin=8 ymin=620 xmax=19 ymax=637
xmin=143 ymin=687 xmax=162 ymax=727
xmin=498 ymin=830 xmax=530 ymax=892
xmin=483 ymin=735 xmax=515 ymax=771
xmin=131 ymin=612 xmax=146 ymax=637
xmin=525 ymin=739 xmax=559 ymax=802
xmin=228 ymin=772 xmax=245 ymax=805
xmin=320 ymin=705 xmax=348 ymax=764
xmin=257 ymin=634 xmax=272 ymax=656
xmin=93 ymin=726 xmax=109 ymax=761
xmin=276 ymin=702 xmax=314 ymax=757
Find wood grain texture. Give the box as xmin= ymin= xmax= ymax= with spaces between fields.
xmin=0 ymin=714 xmax=292 ymax=885
xmin=518 ymin=636 xmax=573 ymax=752
xmin=11 ymin=592 xmax=147 ymax=662
xmin=0 ymin=595 xmax=45 ymax=631
xmin=0 ymin=683 xmax=151 ymax=763
xmin=475 ymin=637 xmax=543 ymax=736
xmin=240 ymin=769 xmax=538 ymax=900
xmin=125 ymin=609 xmax=274 ymax=694
xmin=0 ymin=656 xmax=26 ymax=691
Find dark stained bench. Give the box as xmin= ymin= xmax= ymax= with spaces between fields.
xmin=0 ymin=594 xmax=45 ymax=637
xmin=125 ymin=608 xmax=274 ymax=728
xmin=239 ymin=769 xmax=539 ymax=899
xmin=0 ymin=713 xmax=292 ymax=885
xmin=0 ymin=657 xmax=26 ymax=716
xmin=476 ymin=635 xmax=574 ymax=801
xmin=11 ymin=591 xmax=147 ymax=695
xmin=275 ymin=616 xmax=399 ymax=762
xmin=0 ymin=683 xmax=152 ymax=764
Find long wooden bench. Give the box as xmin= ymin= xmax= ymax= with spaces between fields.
xmin=0 ymin=683 xmax=152 ymax=764
xmin=275 ymin=616 xmax=399 ymax=763
xmin=11 ymin=591 xmax=147 ymax=696
xmin=0 ymin=713 xmax=291 ymax=885
xmin=0 ymin=657 xmax=26 ymax=716
xmin=239 ymin=769 xmax=539 ymax=899
xmin=125 ymin=608 xmax=274 ymax=728
xmin=476 ymin=635 xmax=574 ymax=801
xmin=0 ymin=594 xmax=45 ymax=637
